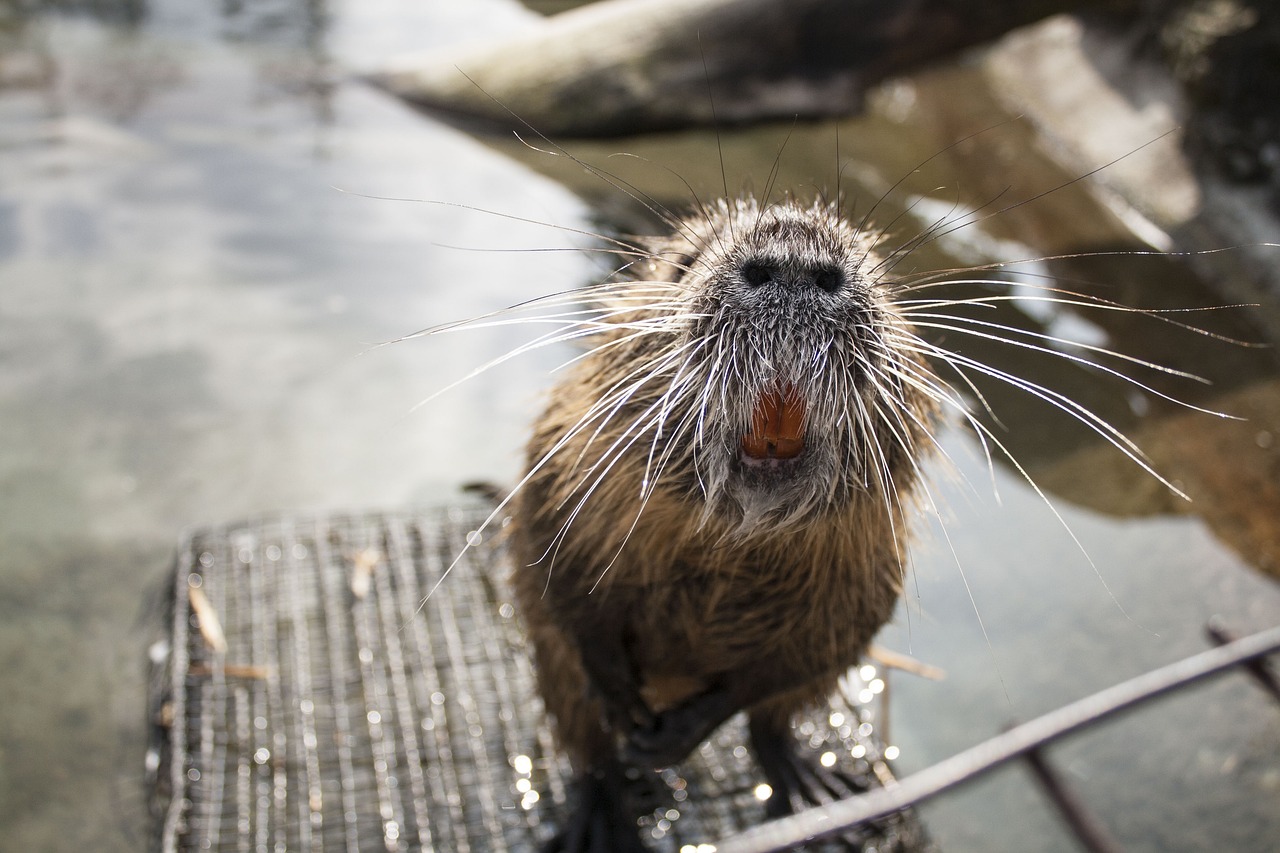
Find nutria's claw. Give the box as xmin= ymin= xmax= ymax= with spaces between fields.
xmin=749 ymin=714 xmax=870 ymax=850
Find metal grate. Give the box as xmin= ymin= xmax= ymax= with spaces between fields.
xmin=146 ymin=505 xmax=927 ymax=852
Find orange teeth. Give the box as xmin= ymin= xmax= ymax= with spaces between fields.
xmin=741 ymin=387 xmax=806 ymax=460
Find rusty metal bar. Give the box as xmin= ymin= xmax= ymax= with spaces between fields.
xmin=715 ymin=623 xmax=1280 ymax=853
xmin=1206 ymin=618 xmax=1280 ymax=704
xmin=1022 ymin=745 xmax=1122 ymax=853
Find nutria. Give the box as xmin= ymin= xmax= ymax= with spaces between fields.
xmin=507 ymin=194 xmax=940 ymax=852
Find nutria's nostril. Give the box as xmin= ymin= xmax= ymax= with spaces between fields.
xmin=812 ymin=267 xmax=843 ymax=293
xmin=742 ymin=262 xmax=774 ymax=287
xmin=742 ymin=261 xmax=842 ymax=293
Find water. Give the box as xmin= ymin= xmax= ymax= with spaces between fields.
xmin=1 ymin=2 xmax=1277 ymax=851
xmin=1 ymin=2 xmax=580 ymax=849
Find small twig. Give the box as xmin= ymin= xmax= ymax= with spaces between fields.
xmin=349 ymin=547 xmax=382 ymax=600
xmin=866 ymin=645 xmax=946 ymax=680
xmin=187 ymin=581 xmax=227 ymax=654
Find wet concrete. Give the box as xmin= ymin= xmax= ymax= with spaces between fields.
xmin=1 ymin=2 xmax=1277 ymax=852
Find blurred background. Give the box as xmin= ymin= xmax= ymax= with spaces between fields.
xmin=1 ymin=1 xmax=1277 ymax=851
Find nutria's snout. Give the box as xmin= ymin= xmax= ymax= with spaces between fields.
xmin=730 ymin=261 xmax=856 ymax=466
xmin=665 ymin=202 xmax=899 ymax=527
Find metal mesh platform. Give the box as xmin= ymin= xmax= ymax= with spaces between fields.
xmin=146 ymin=505 xmax=926 ymax=852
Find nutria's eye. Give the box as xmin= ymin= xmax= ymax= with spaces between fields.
xmin=813 ymin=267 xmax=842 ymax=293
xmin=742 ymin=262 xmax=774 ymax=287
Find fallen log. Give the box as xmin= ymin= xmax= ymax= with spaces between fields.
xmin=366 ymin=0 xmax=1127 ymax=137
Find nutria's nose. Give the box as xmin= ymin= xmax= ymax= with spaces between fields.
xmin=741 ymin=261 xmax=842 ymax=293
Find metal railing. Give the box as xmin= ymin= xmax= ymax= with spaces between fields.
xmin=717 ymin=621 xmax=1280 ymax=853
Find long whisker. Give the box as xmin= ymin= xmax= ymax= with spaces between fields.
xmin=372 ymin=277 xmax=687 ymax=347
xmin=332 ymin=185 xmax=663 ymax=265
xmin=850 ymin=117 xmax=1022 ymax=246
xmin=889 ymin=331 xmax=1190 ymax=500
xmin=904 ymin=315 xmax=1231 ymax=413
xmin=896 ymin=130 xmax=1179 ymax=259
xmin=876 ymin=337 xmax=1139 ymax=618
xmin=539 ymin=349 xmax=707 ymax=578
xmin=895 ymin=281 xmax=1264 ymax=348
xmin=403 ymin=303 xmax=699 ymax=412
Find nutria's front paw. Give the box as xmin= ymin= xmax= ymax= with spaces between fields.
xmin=622 ymin=688 xmax=734 ymax=768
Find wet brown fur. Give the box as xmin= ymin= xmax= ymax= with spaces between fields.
xmin=507 ymin=196 xmax=939 ymax=772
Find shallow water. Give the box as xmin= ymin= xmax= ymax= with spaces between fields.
xmin=1 ymin=2 xmax=1277 ymax=852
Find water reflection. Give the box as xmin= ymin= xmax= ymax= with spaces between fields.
xmin=218 ymin=0 xmax=330 ymax=49
xmin=0 ymin=4 xmax=573 ymax=852
xmin=2 ymin=1 xmax=148 ymax=28
xmin=0 ymin=0 xmax=339 ymax=139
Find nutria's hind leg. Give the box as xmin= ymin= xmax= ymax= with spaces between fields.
xmin=542 ymin=759 xmax=650 ymax=853
xmin=748 ymin=714 xmax=870 ymax=847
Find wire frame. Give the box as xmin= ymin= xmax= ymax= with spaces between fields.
xmin=146 ymin=506 xmax=927 ymax=853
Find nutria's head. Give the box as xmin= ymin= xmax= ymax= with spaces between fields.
xmin=638 ymin=197 xmax=926 ymax=533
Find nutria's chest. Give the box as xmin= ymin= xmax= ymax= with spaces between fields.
xmin=621 ymin=537 xmax=898 ymax=704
